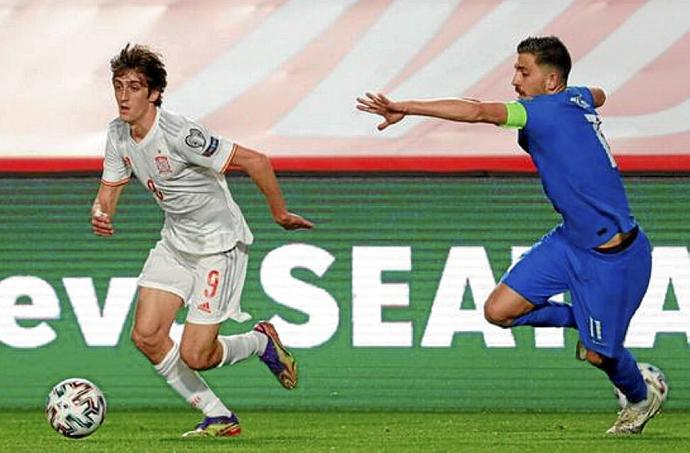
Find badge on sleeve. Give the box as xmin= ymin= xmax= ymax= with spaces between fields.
xmin=185 ymin=128 xmax=207 ymax=149
xmin=202 ymin=137 xmax=220 ymax=157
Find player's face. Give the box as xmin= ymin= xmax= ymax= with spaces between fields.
xmin=511 ymin=53 xmax=549 ymax=98
xmin=112 ymin=70 xmax=159 ymax=124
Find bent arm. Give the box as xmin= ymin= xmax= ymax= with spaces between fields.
xmin=589 ymin=87 xmax=606 ymax=108
xmin=230 ymin=145 xmax=313 ymax=230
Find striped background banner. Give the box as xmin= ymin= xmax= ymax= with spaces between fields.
xmin=2 ymin=0 xmax=690 ymax=171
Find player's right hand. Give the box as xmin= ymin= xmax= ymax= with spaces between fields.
xmin=91 ymin=210 xmax=114 ymax=237
xmin=356 ymin=92 xmax=406 ymax=130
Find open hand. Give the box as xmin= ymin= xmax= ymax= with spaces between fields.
xmin=275 ymin=212 xmax=314 ymax=231
xmin=356 ymin=92 xmax=406 ymax=130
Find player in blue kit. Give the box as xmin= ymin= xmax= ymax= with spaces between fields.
xmin=357 ymin=36 xmax=666 ymax=434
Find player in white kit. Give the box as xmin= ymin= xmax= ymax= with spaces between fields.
xmin=90 ymin=44 xmax=313 ymax=437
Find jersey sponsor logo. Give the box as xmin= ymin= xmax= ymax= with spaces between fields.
xmin=184 ymin=128 xmax=207 ymax=149
xmin=202 ymin=136 xmax=220 ymax=157
xmin=196 ymin=301 xmax=212 ymax=314
xmin=154 ymin=154 xmax=172 ymax=175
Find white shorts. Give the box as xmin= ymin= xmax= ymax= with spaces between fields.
xmin=137 ymin=239 xmax=252 ymax=325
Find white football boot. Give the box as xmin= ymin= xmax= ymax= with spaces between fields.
xmin=606 ymin=379 xmax=665 ymax=434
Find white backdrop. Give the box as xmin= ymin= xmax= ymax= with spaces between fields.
xmin=2 ymin=0 xmax=689 ymax=160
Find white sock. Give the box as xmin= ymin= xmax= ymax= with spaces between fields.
xmin=217 ymin=331 xmax=268 ymax=367
xmin=154 ymin=342 xmax=232 ymax=418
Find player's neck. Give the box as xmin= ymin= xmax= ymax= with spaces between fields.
xmin=547 ymin=83 xmax=566 ymax=95
xmin=129 ymin=106 xmax=158 ymax=143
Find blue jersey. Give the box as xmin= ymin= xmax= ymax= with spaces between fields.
xmin=516 ymin=86 xmax=636 ymax=249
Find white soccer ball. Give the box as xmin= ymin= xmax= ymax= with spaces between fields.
xmin=45 ymin=378 xmax=107 ymax=438
xmin=613 ymin=362 xmax=668 ymax=408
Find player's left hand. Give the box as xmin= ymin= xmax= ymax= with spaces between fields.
xmin=275 ymin=212 xmax=314 ymax=230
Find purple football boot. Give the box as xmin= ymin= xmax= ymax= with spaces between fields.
xmin=182 ymin=414 xmax=241 ymax=438
xmin=254 ymin=321 xmax=298 ymax=389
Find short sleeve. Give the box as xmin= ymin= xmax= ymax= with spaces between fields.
xmin=173 ymin=121 xmax=237 ymax=174
xmin=101 ymin=134 xmax=131 ymax=187
xmin=579 ymin=86 xmax=595 ymax=108
xmin=517 ymin=96 xmax=551 ymax=134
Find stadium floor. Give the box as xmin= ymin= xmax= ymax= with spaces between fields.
xmin=2 ymin=409 xmax=689 ymax=452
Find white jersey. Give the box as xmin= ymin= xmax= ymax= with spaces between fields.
xmin=101 ymin=108 xmax=253 ymax=255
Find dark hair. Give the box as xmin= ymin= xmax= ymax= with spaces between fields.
xmin=517 ymin=36 xmax=571 ymax=85
xmin=110 ymin=43 xmax=167 ymax=107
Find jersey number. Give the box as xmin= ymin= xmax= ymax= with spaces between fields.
xmin=146 ymin=178 xmax=164 ymax=201
xmin=585 ymin=114 xmax=617 ymax=168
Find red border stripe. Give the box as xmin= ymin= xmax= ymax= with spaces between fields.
xmin=0 ymin=158 xmax=104 ymax=173
xmin=269 ymin=156 xmax=537 ymax=172
xmin=1 ymin=155 xmax=690 ymax=173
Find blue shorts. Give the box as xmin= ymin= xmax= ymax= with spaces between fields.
xmin=502 ymin=224 xmax=652 ymax=358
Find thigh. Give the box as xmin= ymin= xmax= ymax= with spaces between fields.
xmin=485 ymin=283 xmax=535 ymax=322
xmin=180 ymin=320 xmax=222 ymax=370
xmin=133 ymin=287 xmax=184 ymax=337
xmin=570 ymin=231 xmax=652 ymax=358
xmin=500 ymin=228 xmax=570 ymax=305
xmin=180 ymin=322 xmax=221 ymax=353
xmin=180 ymin=319 xmax=224 ymax=370
xmin=186 ymin=244 xmax=250 ymax=325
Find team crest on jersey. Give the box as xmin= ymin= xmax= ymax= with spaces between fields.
xmin=185 ymin=128 xmax=207 ymax=149
xmin=154 ymin=154 xmax=172 ymax=175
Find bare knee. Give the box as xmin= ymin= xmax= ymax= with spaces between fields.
xmin=132 ymin=289 xmax=182 ymax=363
xmin=484 ymin=302 xmax=513 ymax=328
xmin=180 ymin=344 xmax=217 ymax=371
xmin=483 ymin=283 xmax=534 ymax=328
xmin=131 ymin=325 xmax=169 ymax=361
xmin=180 ymin=323 xmax=222 ymax=371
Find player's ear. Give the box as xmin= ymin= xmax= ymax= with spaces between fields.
xmin=148 ymin=88 xmax=161 ymax=104
xmin=545 ymin=70 xmax=560 ymax=92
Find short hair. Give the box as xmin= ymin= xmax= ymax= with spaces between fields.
xmin=110 ymin=43 xmax=167 ymax=107
xmin=517 ymin=36 xmax=571 ymax=85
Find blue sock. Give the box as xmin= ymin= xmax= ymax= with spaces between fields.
xmin=600 ymin=349 xmax=647 ymax=403
xmin=510 ymin=301 xmax=576 ymax=328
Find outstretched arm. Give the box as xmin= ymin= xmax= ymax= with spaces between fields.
xmin=230 ymin=145 xmax=313 ymax=230
xmin=91 ymin=183 xmax=125 ymax=237
xmin=356 ymin=92 xmax=508 ymax=130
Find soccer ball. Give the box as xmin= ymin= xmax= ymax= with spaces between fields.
xmin=613 ymin=363 xmax=668 ymax=408
xmin=45 ymin=378 xmax=107 ymax=438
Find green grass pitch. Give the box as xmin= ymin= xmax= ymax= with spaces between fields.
xmin=2 ymin=409 xmax=690 ymax=452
